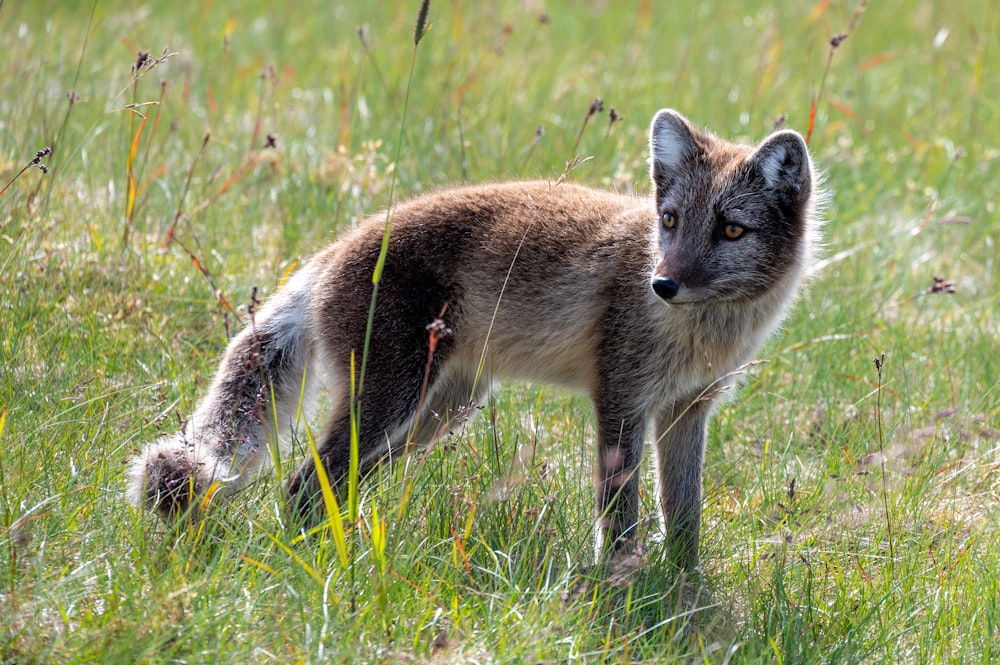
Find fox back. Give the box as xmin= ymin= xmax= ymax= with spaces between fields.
xmin=127 ymin=109 xmax=821 ymax=570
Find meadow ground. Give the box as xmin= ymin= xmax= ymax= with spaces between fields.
xmin=1 ymin=0 xmax=998 ymax=662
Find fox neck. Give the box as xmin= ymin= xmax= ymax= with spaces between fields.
xmin=651 ymin=260 xmax=807 ymax=392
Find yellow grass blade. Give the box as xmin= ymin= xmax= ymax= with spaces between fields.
xmin=264 ymin=532 xmax=324 ymax=586
xmin=239 ymin=555 xmax=279 ymax=577
xmin=348 ymin=351 xmax=360 ymax=524
xmin=370 ymin=500 xmax=385 ymax=564
xmin=125 ymin=114 xmax=147 ymax=222
xmin=278 ymin=258 xmax=299 ymax=288
xmin=307 ymin=426 xmax=349 ymax=570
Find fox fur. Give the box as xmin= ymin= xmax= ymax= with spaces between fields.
xmin=126 ymin=109 xmax=821 ymax=569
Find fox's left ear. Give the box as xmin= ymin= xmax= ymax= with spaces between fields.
xmin=748 ymin=130 xmax=813 ymax=207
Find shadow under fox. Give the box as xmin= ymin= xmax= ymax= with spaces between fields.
xmin=127 ymin=109 xmax=822 ymax=569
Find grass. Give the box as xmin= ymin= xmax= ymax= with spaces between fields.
xmin=1 ymin=0 xmax=998 ymax=662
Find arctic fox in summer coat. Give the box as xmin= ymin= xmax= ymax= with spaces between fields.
xmin=127 ymin=109 xmax=821 ymax=569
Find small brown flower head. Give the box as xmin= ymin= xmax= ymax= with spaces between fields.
xmin=588 ymin=97 xmax=605 ymax=117
xmin=425 ymin=318 xmax=453 ymax=339
xmin=608 ymin=108 xmax=622 ymax=124
xmin=927 ymin=276 xmax=955 ymax=294
xmin=133 ymin=50 xmax=152 ymax=73
xmin=830 ymin=33 xmax=848 ymax=49
xmin=30 ymin=146 xmax=52 ymax=174
xmin=873 ymin=352 xmax=885 ymax=373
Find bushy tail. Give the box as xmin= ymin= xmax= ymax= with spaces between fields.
xmin=127 ymin=264 xmax=320 ymax=519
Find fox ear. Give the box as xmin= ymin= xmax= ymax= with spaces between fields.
xmin=649 ymin=109 xmax=699 ymax=193
xmin=749 ymin=130 xmax=812 ymax=206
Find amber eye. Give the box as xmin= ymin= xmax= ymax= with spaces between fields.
xmin=723 ymin=223 xmax=745 ymax=239
xmin=661 ymin=211 xmax=677 ymax=230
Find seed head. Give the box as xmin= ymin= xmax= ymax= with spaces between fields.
xmin=29 ymin=146 xmax=52 ymax=173
xmin=414 ymin=0 xmax=431 ymax=45
xmin=133 ymin=51 xmax=152 ymax=73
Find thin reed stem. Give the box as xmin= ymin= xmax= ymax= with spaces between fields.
xmin=873 ymin=352 xmax=894 ymax=563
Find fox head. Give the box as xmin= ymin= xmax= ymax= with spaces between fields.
xmin=647 ymin=109 xmax=817 ymax=305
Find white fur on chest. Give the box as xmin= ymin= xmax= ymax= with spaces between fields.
xmin=636 ymin=290 xmax=787 ymax=415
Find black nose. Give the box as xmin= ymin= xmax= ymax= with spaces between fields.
xmin=651 ymin=276 xmax=679 ymax=300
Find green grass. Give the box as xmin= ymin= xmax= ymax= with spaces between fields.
xmin=2 ymin=0 xmax=999 ymax=662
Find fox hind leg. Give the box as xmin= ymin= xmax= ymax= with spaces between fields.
xmin=407 ymin=369 xmax=490 ymax=450
xmin=285 ymin=332 xmax=472 ymax=521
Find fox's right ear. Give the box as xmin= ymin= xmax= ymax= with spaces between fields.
xmin=649 ymin=109 xmax=700 ymax=193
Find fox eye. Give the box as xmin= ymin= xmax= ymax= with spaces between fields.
xmin=723 ymin=223 xmax=745 ymax=240
xmin=661 ymin=211 xmax=678 ymax=230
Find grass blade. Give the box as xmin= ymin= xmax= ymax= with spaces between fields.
xmin=306 ymin=426 xmax=350 ymax=571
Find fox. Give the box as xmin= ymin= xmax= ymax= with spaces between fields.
xmin=126 ymin=109 xmax=821 ymax=570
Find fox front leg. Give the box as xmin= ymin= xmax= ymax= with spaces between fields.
xmin=593 ymin=408 xmax=646 ymax=557
xmin=654 ymin=395 xmax=713 ymax=571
